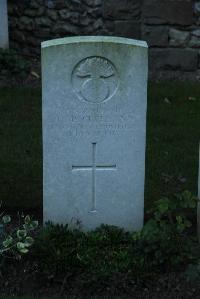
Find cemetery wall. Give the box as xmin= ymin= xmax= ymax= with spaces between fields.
xmin=7 ymin=0 xmax=200 ymax=80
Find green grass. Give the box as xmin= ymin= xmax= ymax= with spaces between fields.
xmin=0 ymin=87 xmax=42 ymax=209
xmin=0 ymin=82 xmax=199 ymax=211
xmin=145 ymin=82 xmax=200 ymax=210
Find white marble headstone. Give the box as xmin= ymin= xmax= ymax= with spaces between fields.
xmin=0 ymin=0 xmax=9 ymax=49
xmin=42 ymin=36 xmax=148 ymax=231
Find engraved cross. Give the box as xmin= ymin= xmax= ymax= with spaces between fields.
xmin=72 ymin=143 xmax=117 ymax=212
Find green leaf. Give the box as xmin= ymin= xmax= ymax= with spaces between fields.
xmin=176 ymin=216 xmax=183 ymax=224
xmin=17 ymin=242 xmax=29 ymax=254
xmin=158 ymin=199 xmax=170 ymax=214
xmin=17 ymin=229 xmax=27 ymax=239
xmin=19 ymin=247 xmax=29 ymax=254
xmin=3 ymin=235 xmax=13 ymax=248
xmin=29 ymin=220 xmax=39 ymax=230
xmin=24 ymin=215 xmax=31 ymax=224
xmin=23 ymin=220 xmax=38 ymax=231
xmin=2 ymin=215 xmax=11 ymax=224
xmin=24 ymin=236 xmax=34 ymax=247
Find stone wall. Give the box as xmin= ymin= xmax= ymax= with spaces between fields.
xmin=8 ymin=0 xmax=200 ymax=80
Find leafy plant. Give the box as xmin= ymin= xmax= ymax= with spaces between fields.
xmin=133 ymin=191 xmax=198 ymax=270
xmin=0 ymin=212 xmax=38 ymax=263
xmin=33 ymin=191 xmax=198 ymax=283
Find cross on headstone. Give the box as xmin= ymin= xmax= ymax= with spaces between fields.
xmin=72 ymin=142 xmax=117 ymax=212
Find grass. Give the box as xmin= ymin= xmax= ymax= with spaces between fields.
xmin=0 ymin=82 xmax=199 ymax=212
xmin=0 ymin=88 xmax=42 ymax=210
xmin=145 ymin=82 xmax=200 ymax=210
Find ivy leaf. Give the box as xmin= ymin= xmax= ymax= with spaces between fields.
xmin=17 ymin=242 xmax=29 ymax=254
xmin=19 ymin=247 xmax=29 ymax=254
xmin=3 ymin=235 xmax=13 ymax=248
xmin=24 ymin=237 xmax=34 ymax=247
xmin=17 ymin=229 xmax=27 ymax=239
xmin=157 ymin=198 xmax=170 ymax=214
xmin=2 ymin=215 xmax=11 ymax=224
xmin=23 ymin=220 xmax=38 ymax=231
xmin=176 ymin=216 xmax=183 ymax=224
xmin=29 ymin=220 xmax=39 ymax=230
xmin=24 ymin=215 xmax=31 ymax=224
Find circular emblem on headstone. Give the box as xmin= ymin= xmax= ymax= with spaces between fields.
xmin=72 ymin=56 xmax=119 ymax=104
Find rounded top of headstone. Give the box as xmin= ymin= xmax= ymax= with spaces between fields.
xmin=41 ymin=36 xmax=148 ymax=49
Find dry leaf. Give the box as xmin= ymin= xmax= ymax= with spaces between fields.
xmin=164 ymin=97 xmax=171 ymax=104
xmin=31 ymin=71 xmax=40 ymax=79
xmin=188 ymin=96 xmax=196 ymax=101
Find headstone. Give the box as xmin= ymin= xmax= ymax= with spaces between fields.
xmin=0 ymin=0 xmax=9 ymax=49
xmin=42 ymin=36 xmax=148 ymax=231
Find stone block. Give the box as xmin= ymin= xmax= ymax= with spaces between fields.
xmin=144 ymin=17 xmax=168 ymax=25
xmin=169 ymin=29 xmax=190 ymax=47
xmin=45 ymin=0 xmax=57 ymax=9
xmin=59 ymin=9 xmax=70 ymax=20
xmin=47 ymin=10 xmax=58 ymax=21
xmin=19 ymin=16 xmax=32 ymax=25
xmin=35 ymin=28 xmax=51 ymax=38
xmin=195 ymin=1 xmax=200 ymax=16
xmin=149 ymin=69 xmax=200 ymax=81
xmin=10 ymin=30 xmax=26 ymax=42
xmin=189 ymin=36 xmax=200 ymax=48
xmin=143 ymin=0 xmax=194 ymax=25
xmin=114 ymin=21 xmax=141 ymax=39
xmin=93 ymin=19 xmax=103 ymax=30
xmin=88 ymin=7 xmax=102 ymax=18
xmin=24 ymin=8 xmax=38 ymax=17
xmin=19 ymin=16 xmax=35 ymax=31
xmin=52 ymin=22 xmax=80 ymax=35
xmin=105 ymin=20 xmax=115 ymax=32
xmin=80 ymin=14 xmax=92 ymax=26
xmin=30 ymin=0 xmax=40 ymax=9
xmin=192 ymin=29 xmax=200 ymax=37
xmin=149 ymin=49 xmax=198 ymax=71
xmin=69 ymin=12 xmax=80 ymax=24
xmin=35 ymin=17 xmax=52 ymax=27
xmin=142 ymin=26 xmax=168 ymax=47
xmin=27 ymin=36 xmax=41 ymax=46
xmin=83 ymin=0 xmax=102 ymax=7
xmin=37 ymin=7 xmax=45 ymax=17
xmin=103 ymin=0 xmax=141 ymax=20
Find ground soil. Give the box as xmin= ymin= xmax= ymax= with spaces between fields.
xmin=0 ymin=258 xmax=200 ymax=298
